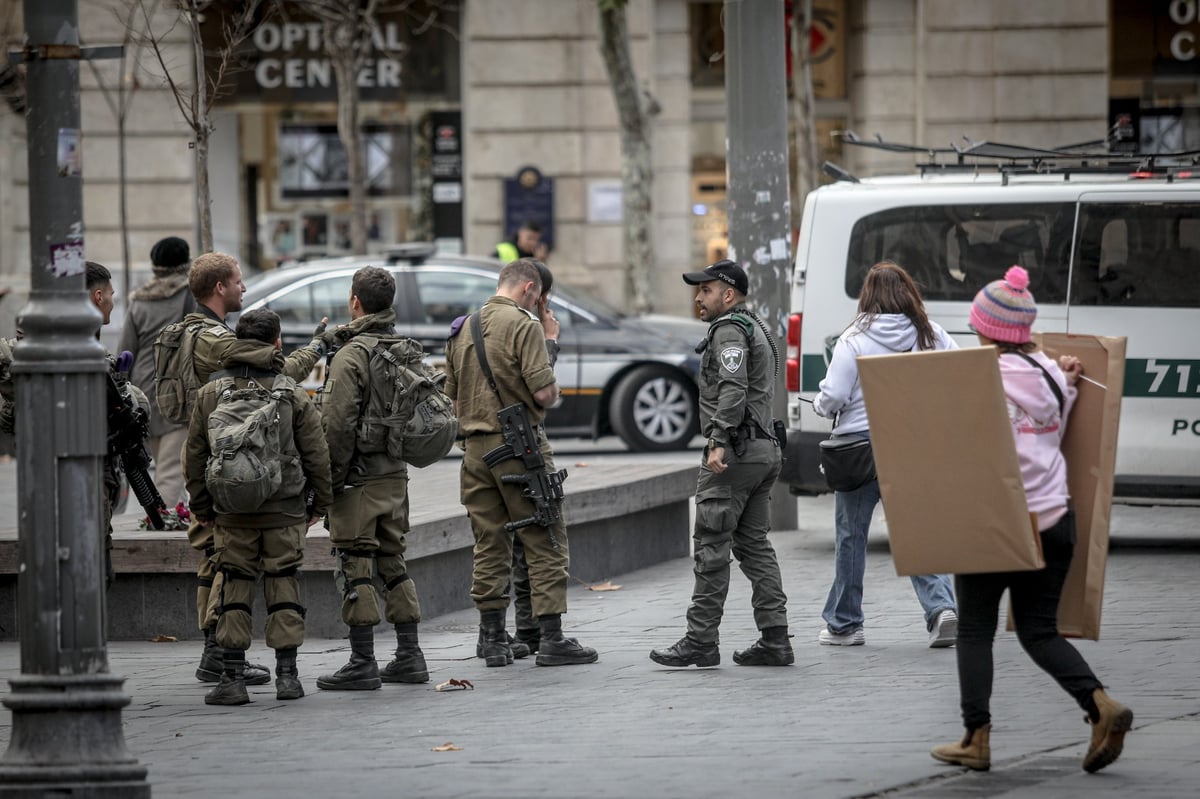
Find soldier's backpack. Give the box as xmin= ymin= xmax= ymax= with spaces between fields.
xmin=154 ymin=319 xmax=211 ymax=424
xmin=204 ymin=373 xmax=296 ymax=514
xmin=354 ymin=335 xmax=457 ymax=468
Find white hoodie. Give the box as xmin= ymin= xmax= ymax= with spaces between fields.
xmin=813 ymin=313 xmax=958 ymax=434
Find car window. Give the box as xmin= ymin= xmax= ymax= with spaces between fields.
xmin=310 ymin=275 xmax=354 ymax=324
xmin=265 ymin=275 xmax=354 ymax=326
xmin=845 ymin=203 xmax=1073 ymax=304
xmin=1071 ymin=201 xmax=1200 ymax=307
xmin=413 ymin=271 xmax=495 ymax=324
xmin=265 ymin=284 xmax=313 ymax=324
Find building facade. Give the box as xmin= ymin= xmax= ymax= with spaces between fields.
xmin=2 ymin=0 xmax=1193 ymax=336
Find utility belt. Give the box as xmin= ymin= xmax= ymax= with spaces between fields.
xmin=728 ymin=419 xmax=787 ymax=456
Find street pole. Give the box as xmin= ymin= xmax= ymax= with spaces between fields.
xmin=723 ymin=0 xmax=797 ymax=529
xmin=0 ymin=1 xmax=149 ymax=794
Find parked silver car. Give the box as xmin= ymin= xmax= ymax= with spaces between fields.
xmin=237 ymin=246 xmax=707 ymax=451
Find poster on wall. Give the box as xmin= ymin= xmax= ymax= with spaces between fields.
xmin=301 ymin=211 xmax=329 ymax=252
xmin=264 ymin=214 xmax=299 ymax=263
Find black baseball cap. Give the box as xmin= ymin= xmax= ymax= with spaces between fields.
xmin=682 ymin=259 xmax=748 ymax=295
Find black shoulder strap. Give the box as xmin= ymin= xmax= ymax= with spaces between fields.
xmin=469 ymin=312 xmax=506 ymax=406
xmin=1009 ymin=350 xmax=1065 ymax=416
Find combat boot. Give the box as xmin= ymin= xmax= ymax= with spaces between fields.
xmin=931 ymin=724 xmax=991 ymax=771
xmin=732 ymin=626 xmax=795 ymax=666
xmin=381 ymin=622 xmax=431 ymax=683
xmin=649 ymin=636 xmax=720 ymax=668
xmin=535 ymin=614 xmax=598 ymax=666
xmin=205 ymin=649 xmax=250 ymax=706
xmin=316 ymin=625 xmax=382 ymax=690
xmin=274 ymin=647 xmax=304 ymax=700
xmin=196 ymin=627 xmax=271 ymax=686
xmin=515 ymin=627 xmax=540 ymax=655
xmin=475 ymin=629 xmax=530 ymax=660
xmin=479 ymin=609 xmax=511 ymax=667
xmin=1083 ymin=688 xmax=1133 ymax=773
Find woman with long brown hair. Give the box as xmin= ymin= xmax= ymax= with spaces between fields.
xmin=812 ymin=261 xmax=959 ymax=647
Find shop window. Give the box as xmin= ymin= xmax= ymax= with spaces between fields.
xmin=279 ymin=123 xmax=412 ymax=199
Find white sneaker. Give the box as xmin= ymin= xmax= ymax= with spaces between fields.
xmin=929 ymin=609 xmax=958 ymax=648
xmin=818 ymin=627 xmax=865 ymax=646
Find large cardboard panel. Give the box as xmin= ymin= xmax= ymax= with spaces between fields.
xmin=1018 ymin=334 xmax=1126 ymax=640
xmin=858 ymin=348 xmax=1044 ymax=577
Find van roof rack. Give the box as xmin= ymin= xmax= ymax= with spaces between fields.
xmin=836 ymin=130 xmax=1200 ymax=184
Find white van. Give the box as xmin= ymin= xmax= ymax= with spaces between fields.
xmin=780 ymin=163 xmax=1200 ymax=498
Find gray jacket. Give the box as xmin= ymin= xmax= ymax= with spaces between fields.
xmin=118 ymin=271 xmax=192 ymax=437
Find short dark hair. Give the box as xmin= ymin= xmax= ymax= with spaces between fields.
xmin=85 ymin=261 xmax=111 ymax=290
xmin=351 ymin=266 xmax=395 ymax=314
xmin=498 ymin=259 xmax=542 ymax=292
xmin=520 ymin=219 xmax=542 ymax=234
xmin=533 ymin=260 xmax=553 ymax=297
xmin=235 ymin=308 xmax=280 ymax=344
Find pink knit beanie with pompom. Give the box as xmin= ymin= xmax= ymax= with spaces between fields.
xmin=969 ymin=266 xmax=1038 ymax=344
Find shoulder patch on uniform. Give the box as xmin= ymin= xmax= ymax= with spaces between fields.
xmin=720 ymin=346 xmax=744 ymax=373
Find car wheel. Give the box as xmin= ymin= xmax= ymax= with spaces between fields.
xmin=610 ymin=365 xmax=698 ymax=452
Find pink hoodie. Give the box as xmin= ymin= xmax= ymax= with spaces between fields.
xmin=998 ymin=351 xmax=1077 ymax=530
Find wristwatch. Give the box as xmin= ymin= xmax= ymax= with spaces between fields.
xmin=707 ymin=437 xmax=718 ymax=450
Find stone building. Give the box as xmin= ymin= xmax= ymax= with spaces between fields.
xmin=0 ymin=0 xmax=1193 ymax=336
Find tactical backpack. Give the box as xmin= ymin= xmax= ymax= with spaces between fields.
xmin=204 ymin=373 xmax=298 ymax=514
xmin=154 ymin=319 xmax=211 ymax=424
xmin=354 ymin=335 xmax=457 ymax=468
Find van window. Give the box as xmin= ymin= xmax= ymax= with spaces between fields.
xmin=846 ymin=203 xmax=1073 ymax=303
xmin=1071 ymin=201 xmax=1200 ymax=307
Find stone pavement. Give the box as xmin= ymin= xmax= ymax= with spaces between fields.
xmin=1 ymin=493 xmax=1197 ymax=798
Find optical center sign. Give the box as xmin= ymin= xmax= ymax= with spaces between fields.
xmin=209 ymin=13 xmax=453 ymax=103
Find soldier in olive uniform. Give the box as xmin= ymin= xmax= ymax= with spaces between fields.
xmin=650 ymin=259 xmax=793 ymax=668
xmin=169 ymin=252 xmax=331 ymax=686
xmin=444 ymin=258 xmax=597 ymax=667
xmin=185 ymin=308 xmax=332 ymax=705
xmin=316 ymin=267 xmax=431 ymax=691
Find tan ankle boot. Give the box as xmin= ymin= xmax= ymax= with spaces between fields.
xmin=1083 ymin=688 xmax=1133 ymax=773
xmin=931 ymin=724 xmax=991 ymax=771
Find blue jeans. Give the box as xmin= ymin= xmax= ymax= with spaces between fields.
xmin=821 ymin=478 xmax=956 ymax=635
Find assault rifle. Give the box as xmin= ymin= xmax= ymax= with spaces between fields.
xmin=106 ymin=364 xmax=166 ymax=530
xmin=484 ymin=403 xmax=567 ymax=534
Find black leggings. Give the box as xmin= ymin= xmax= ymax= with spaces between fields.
xmin=954 ymin=511 xmax=1102 ymax=729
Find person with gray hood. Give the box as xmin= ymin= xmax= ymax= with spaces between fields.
xmin=812 ymin=261 xmax=958 ymax=649
xmin=119 ymin=236 xmax=193 ymax=510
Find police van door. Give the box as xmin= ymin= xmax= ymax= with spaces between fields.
xmin=1066 ymin=191 xmax=1200 ymax=492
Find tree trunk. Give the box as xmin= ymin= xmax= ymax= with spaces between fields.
xmin=791 ymin=0 xmax=818 ymax=206
xmin=598 ymin=3 xmax=654 ymax=314
xmin=327 ymin=18 xmax=368 ymax=254
xmin=188 ymin=0 xmax=213 ymax=252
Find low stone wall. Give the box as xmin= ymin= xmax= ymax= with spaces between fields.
xmin=0 ymin=462 xmax=697 ymax=640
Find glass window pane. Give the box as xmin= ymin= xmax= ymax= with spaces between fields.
xmin=310 ymin=276 xmax=355 ymax=325
xmin=413 ymin=271 xmax=496 ymax=324
xmin=1073 ymin=201 xmax=1200 ymax=307
xmin=845 ymin=203 xmax=1074 ymax=304
xmin=266 ymin=285 xmax=312 ymax=324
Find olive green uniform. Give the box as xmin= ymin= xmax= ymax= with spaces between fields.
xmin=184 ymin=339 xmax=332 ymax=653
xmin=317 ymin=309 xmax=421 ymax=628
xmin=687 ymin=306 xmax=788 ymax=643
xmin=176 ymin=306 xmax=323 ymax=631
xmin=444 ymin=296 xmax=568 ymax=616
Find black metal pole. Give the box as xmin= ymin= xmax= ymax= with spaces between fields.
xmin=724 ymin=0 xmax=797 ymax=528
xmin=0 ymin=1 xmax=149 ymax=794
